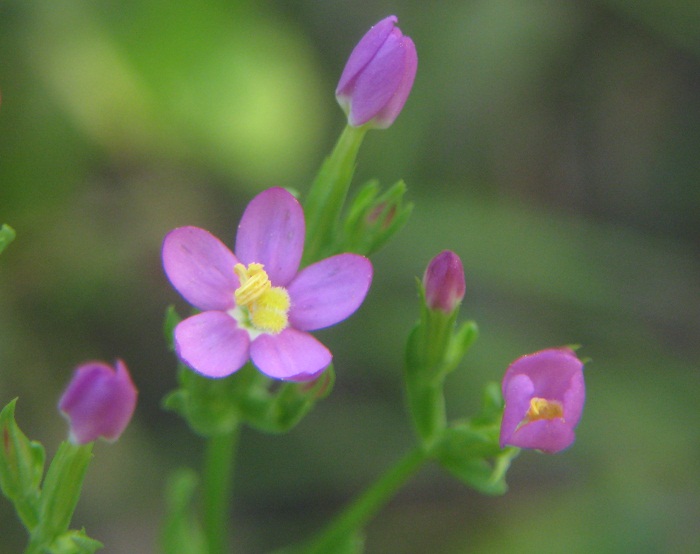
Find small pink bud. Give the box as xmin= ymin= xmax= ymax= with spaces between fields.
xmin=500 ymin=348 xmax=585 ymax=453
xmin=59 ymin=360 xmax=137 ymax=445
xmin=423 ymin=251 xmax=466 ymax=313
xmin=336 ymin=15 xmax=417 ymax=129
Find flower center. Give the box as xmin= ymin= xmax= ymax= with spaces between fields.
xmin=524 ymin=397 xmax=564 ymax=422
xmin=234 ymin=263 xmax=290 ymax=334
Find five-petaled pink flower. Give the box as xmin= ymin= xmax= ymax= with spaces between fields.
xmin=336 ymin=15 xmax=417 ymax=129
xmin=499 ymin=348 xmax=585 ymax=453
xmin=162 ymin=187 xmax=373 ymax=381
xmin=59 ymin=360 xmax=137 ymax=445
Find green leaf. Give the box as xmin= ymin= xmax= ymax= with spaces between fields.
xmin=48 ymin=529 xmax=103 ymax=554
xmin=436 ymin=383 xmax=519 ymax=495
xmin=0 ymin=398 xmax=45 ymax=531
xmin=0 ymin=224 xmax=16 ymax=255
xmin=36 ymin=442 xmax=94 ymax=544
xmin=160 ymin=469 xmax=206 ymax=554
xmin=436 ymin=423 xmax=518 ymax=495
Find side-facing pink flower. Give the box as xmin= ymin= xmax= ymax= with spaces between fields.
xmin=336 ymin=15 xmax=417 ymax=128
xmin=423 ymin=250 xmax=466 ymax=313
xmin=500 ymin=348 xmax=585 ymax=453
xmin=59 ymin=360 xmax=137 ymax=445
xmin=162 ymin=187 xmax=373 ymax=381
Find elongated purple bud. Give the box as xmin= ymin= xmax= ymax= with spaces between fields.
xmin=59 ymin=360 xmax=137 ymax=444
xmin=423 ymin=250 xmax=466 ymax=313
xmin=336 ymin=16 xmax=417 ymax=129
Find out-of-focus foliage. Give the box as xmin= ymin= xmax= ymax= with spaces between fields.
xmin=1 ymin=0 xmax=698 ymax=552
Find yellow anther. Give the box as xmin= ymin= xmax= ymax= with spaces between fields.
xmin=233 ymin=262 xmax=290 ymax=335
xmin=234 ymin=263 xmax=271 ymax=306
xmin=525 ymin=397 xmax=564 ymax=422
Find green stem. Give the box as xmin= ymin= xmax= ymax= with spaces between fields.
xmin=300 ymin=446 xmax=428 ymax=554
xmin=203 ymin=426 xmax=239 ymax=554
xmin=303 ymin=124 xmax=368 ymax=264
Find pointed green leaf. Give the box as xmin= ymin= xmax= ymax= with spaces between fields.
xmin=0 ymin=398 xmax=45 ymax=530
xmin=0 ymin=224 xmax=15 ymax=255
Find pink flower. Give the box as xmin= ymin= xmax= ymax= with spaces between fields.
xmin=336 ymin=15 xmax=417 ymax=128
xmin=59 ymin=360 xmax=137 ymax=445
xmin=423 ymin=251 xmax=466 ymax=313
xmin=162 ymin=187 xmax=373 ymax=381
xmin=499 ymin=348 xmax=585 ymax=453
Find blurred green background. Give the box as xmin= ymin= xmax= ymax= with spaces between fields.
xmin=1 ymin=0 xmax=699 ymax=552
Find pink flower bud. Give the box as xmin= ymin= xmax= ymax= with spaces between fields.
xmin=59 ymin=360 xmax=137 ymax=444
xmin=423 ymin=250 xmax=466 ymax=313
xmin=500 ymin=348 xmax=585 ymax=453
xmin=336 ymin=15 xmax=417 ymax=129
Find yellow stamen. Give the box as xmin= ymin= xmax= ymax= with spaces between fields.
xmin=234 ymin=263 xmax=290 ymax=334
xmin=234 ymin=263 xmax=270 ymax=306
xmin=525 ymin=397 xmax=564 ymax=422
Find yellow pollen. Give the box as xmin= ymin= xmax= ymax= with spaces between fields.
xmin=234 ymin=263 xmax=290 ymax=334
xmin=525 ymin=397 xmax=564 ymax=422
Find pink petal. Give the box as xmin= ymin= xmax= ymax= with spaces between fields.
xmin=499 ymin=373 xmax=534 ymax=448
xmin=59 ymin=360 xmax=137 ymax=444
xmin=174 ymin=311 xmax=250 ymax=378
xmin=336 ymin=16 xmax=398 ymax=96
xmin=235 ymin=188 xmax=305 ymax=286
xmin=288 ymin=254 xmax=373 ymax=331
xmin=372 ymin=35 xmax=417 ymax=129
xmin=250 ymin=328 xmax=331 ymax=381
xmin=345 ymin=29 xmax=406 ymax=127
xmin=508 ymin=420 xmax=576 ymax=454
xmin=163 ymin=227 xmax=239 ymax=311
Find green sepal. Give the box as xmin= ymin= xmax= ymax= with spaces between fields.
xmin=239 ymin=366 xmax=335 ymax=434
xmin=340 ymin=179 xmax=413 ymax=256
xmin=0 ymin=223 xmax=16 ymax=255
xmin=34 ymin=442 xmax=94 ymax=546
xmin=160 ymin=469 xmax=207 ymax=554
xmin=163 ymin=364 xmax=255 ymax=437
xmin=443 ymin=320 xmax=479 ymax=375
xmin=47 ymin=529 xmax=103 ymax=554
xmin=303 ymin=124 xmax=368 ymax=264
xmin=0 ymin=399 xmax=45 ymax=531
xmin=163 ymin=305 xmax=181 ymax=352
xmin=163 ymin=361 xmax=334 ymax=437
xmin=405 ymin=283 xmax=457 ymax=381
xmin=435 ymin=383 xmax=519 ymax=495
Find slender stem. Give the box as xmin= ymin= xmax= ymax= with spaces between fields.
xmin=203 ymin=426 xmax=239 ymax=554
xmin=301 ymin=446 xmax=428 ymax=554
